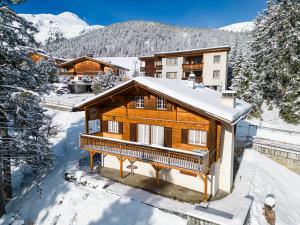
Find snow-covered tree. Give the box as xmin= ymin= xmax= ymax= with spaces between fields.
xmin=0 ymin=0 xmax=56 ymax=215
xmin=92 ymin=71 xmax=122 ymax=94
xmin=238 ymin=0 xmax=300 ymax=122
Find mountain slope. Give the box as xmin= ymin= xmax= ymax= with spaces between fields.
xmin=219 ymin=22 xmax=255 ymax=32
xmin=45 ymin=20 xmax=249 ymax=58
xmin=19 ymin=12 xmax=103 ymax=44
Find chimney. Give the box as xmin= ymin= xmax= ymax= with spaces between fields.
xmin=188 ymin=72 xmax=196 ymax=89
xmin=86 ymin=53 xmax=93 ymax=58
xmin=221 ymin=90 xmax=236 ymax=108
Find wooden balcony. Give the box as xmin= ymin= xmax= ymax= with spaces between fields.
xmin=182 ymin=63 xmax=203 ymax=71
xmin=156 ymin=65 xmax=162 ymax=70
xmin=80 ymin=134 xmax=210 ymax=174
xmin=59 ymin=71 xmax=75 ymax=75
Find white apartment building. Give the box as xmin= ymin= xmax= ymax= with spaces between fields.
xmin=139 ymin=46 xmax=230 ymax=90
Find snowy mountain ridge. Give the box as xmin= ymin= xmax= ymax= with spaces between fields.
xmin=19 ymin=12 xmax=104 ymax=44
xmin=219 ymin=21 xmax=255 ymax=32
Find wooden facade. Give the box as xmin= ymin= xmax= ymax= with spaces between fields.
xmin=76 ymin=81 xmax=227 ymax=201
xmin=58 ymin=57 xmax=129 ymax=77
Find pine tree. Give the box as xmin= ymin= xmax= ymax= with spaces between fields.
xmin=0 ymin=0 xmax=57 ymax=216
xmin=92 ymin=71 xmax=122 ymax=94
xmin=240 ymin=0 xmax=300 ymax=123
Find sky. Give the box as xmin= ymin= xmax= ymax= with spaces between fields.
xmin=13 ymin=0 xmax=266 ymax=28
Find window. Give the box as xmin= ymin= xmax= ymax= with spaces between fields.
xmin=151 ymin=125 xmax=164 ymax=146
xmin=166 ymin=58 xmax=177 ymax=66
xmin=189 ymin=130 xmax=207 ymax=146
xmin=88 ymin=119 xmax=101 ymax=134
xmin=155 ymin=73 xmax=162 ymax=78
xmin=155 ymin=61 xmax=162 ymax=66
xmin=166 ymin=72 xmax=177 ymax=79
xmin=135 ymin=96 xmax=144 ymax=108
xmin=108 ymin=121 xmax=119 ymax=133
xmin=157 ymin=97 xmax=166 ymax=109
xmin=140 ymin=61 xmax=146 ymax=67
xmin=137 ymin=124 xmax=150 ymax=144
xmin=213 ymin=70 xmax=220 ymax=79
xmin=213 ymin=55 xmax=221 ymax=63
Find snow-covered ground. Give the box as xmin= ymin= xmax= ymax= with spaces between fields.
xmin=219 ymin=22 xmax=255 ymax=32
xmin=6 ymin=110 xmax=185 ymax=225
xmin=5 ymin=110 xmax=300 ymax=225
xmin=97 ymin=57 xmax=140 ymax=77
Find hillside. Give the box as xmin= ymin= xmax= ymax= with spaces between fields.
xmin=45 ymin=21 xmax=249 ymax=58
xmin=19 ymin=12 xmax=103 ymax=44
xmin=219 ymin=21 xmax=255 ymax=32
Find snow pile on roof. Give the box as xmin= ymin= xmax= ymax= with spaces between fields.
xmin=97 ymin=57 xmax=139 ymax=76
xmin=75 ymin=77 xmax=251 ymax=124
xmin=19 ymin=12 xmax=103 ymax=44
xmin=219 ymin=22 xmax=255 ymax=32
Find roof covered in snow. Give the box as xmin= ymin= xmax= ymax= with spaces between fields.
xmin=139 ymin=46 xmax=230 ymax=59
xmin=58 ymin=56 xmax=130 ymax=71
xmin=74 ymin=77 xmax=251 ymax=124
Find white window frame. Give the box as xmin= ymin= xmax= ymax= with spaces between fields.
xmin=155 ymin=73 xmax=162 ymax=78
xmin=213 ymin=70 xmax=220 ymax=79
xmin=135 ymin=96 xmax=144 ymax=108
xmin=213 ymin=55 xmax=221 ymax=63
xmin=151 ymin=125 xmax=164 ymax=146
xmin=166 ymin=58 xmax=177 ymax=66
xmin=108 ymin=121 xmax=119 ymax=133
xmin=188 ymin=130 xmax=207 ymax=146
xmin=137 ymin=124 xmax=150 ymax=144
xmin=157 ymin=97 xmax=166 ymax=110
xmin=166 ymin=72 xmax=177 ymax=79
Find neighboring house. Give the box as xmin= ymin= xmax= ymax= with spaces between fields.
xmin=139 ymin=46 xmax=230 ymax=90
xmin=57 ymin=56 xmax=129 ymax=93
xmin=28 ymin=51 xmax=67 ymax=65
xmin=73 ymin=76 xmax=251 ymax=201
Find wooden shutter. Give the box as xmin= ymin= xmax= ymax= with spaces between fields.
xmin=102 ymin=120 xmax=108 ymax=132
xmin=119 ymin=122 xmax=123 ymax=134
xmin=164 ymin=127 xmax=172 ymax=148
xmin=130 ymin=123 xmax=137 ymax=142
xmin=181 ymin=129 xmax=188 ymax=144
xmin=166 ymin=102 xmax=172 ymax=111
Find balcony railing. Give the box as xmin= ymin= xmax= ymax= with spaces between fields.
xmin=156 ymin=65 xmax=162 ymax=70
xmin=59 ymin=71 xmax=75 ymax=75
xmin=80 ymin=134 xmax=210 ymax=174
xmin=182 ymin=63 xmax=203 ymax=71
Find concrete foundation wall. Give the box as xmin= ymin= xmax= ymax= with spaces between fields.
xmin=103 ymin=155 xmax=218 ymax=195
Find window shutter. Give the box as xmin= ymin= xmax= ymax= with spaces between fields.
xmin=181 ymin=129 xmax=188 ymax=144
xmin=119 ymin=122 xmax=123 ymax=134
xmin=102 ymin=120 xmax=108 ymax=132
xmin=166 ymin=102 xmax=172 ymax=110
xmin=148 ymin=97 xmax=156 ymax=109
xmin=130 ymin=123 xmax=137 ymax=142
xmin=164 ymin=127 xmax=172 ymax=148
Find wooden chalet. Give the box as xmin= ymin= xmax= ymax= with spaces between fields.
xmin=73 ymin=76 xmax=251 ymax=201
xmin=28 ymin=51 xmax=67 ymax=65
xmin=58 ymin=56 xmax=129 ymax=80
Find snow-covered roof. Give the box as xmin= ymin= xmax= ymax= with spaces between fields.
xmin=139 ymin=46 xmax=230 ymax=59
xmin=58 ymin=56 xmax=129 ymax=71
xmin=74 ymin=77 xmax=251 ymax=124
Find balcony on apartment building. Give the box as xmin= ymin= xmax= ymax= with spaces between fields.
xmin=182 ymin=56 xmax=203 ymax=71
xmin=155 ymin=60 xmax=163 ymax=71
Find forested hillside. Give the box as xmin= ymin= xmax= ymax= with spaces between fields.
xmin=45 ymin=21 xmax=250 ymax=58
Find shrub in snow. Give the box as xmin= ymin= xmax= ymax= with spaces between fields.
xmin=264 ymin=194 xmax=276 ymax=225
xmin=92 ymin=71 xmax=122 ymax=94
